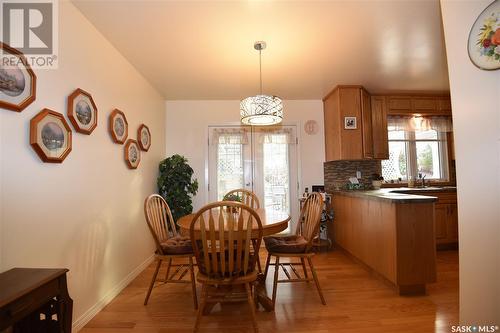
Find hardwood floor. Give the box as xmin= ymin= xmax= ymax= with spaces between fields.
xmin=81 ymin=250 xmax=458 ymax=333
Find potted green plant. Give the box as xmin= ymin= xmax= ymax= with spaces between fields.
xmin=223 ymin=193 xmax=242 ymax=202
xmin=222 ymin=193 xmax=242 ymax=213
xmin=157 ymin=154 xmax=198 ymax=223
xmin=371 ymin=173 xmax=384 ymax=190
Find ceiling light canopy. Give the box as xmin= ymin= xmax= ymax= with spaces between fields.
xmin=240 ymin=41 xmax=283 ymax=126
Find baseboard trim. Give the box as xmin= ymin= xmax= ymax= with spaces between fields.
xmin=72 ymin=254 xmax=155 ymax=332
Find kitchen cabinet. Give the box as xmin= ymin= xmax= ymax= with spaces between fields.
xmin=323 ymin=85 xmax=384 ymax=161
xmin=371 ymin=96 xmax=389 ymax=159
xmin=332 ymin=192 xmax=437 ymax=295
xmin=399 ymin=190 xmax=458 ymax=248
xmin=384 ymin=95 xmax=452 ymax=116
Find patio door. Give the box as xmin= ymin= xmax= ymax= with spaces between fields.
xmin=208 ymin=125 xmax=299 ymax=232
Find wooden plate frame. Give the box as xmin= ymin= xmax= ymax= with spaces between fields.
xmin=0 ymin=42 xmax=37 ymax=112
xmin=30 ymin=109 xmax=72 ymax=163
xmin=67 ymin=88 xmax=98 ymax=134
xmin=109 ymin=109 xmax=128 ymax=144
xmin=137 ymin=124 xmax=151 ymax=151
xmin=124 ymin=139 xmax=141 ymax=169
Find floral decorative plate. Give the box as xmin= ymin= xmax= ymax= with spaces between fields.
xmin=468 ymin=0 xmax=500 ymax=70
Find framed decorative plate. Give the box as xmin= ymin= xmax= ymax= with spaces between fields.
xmin=109 ymin=109 xmax=128 ymax=144
xmin=468 ymin=0 xmax=500 ymax=70
xmin=67 ymin=88 xmax=98 ymax=134
xmin=137 ymin=124 xmax=151 ymax=151
xmin=124 ymin=139 xmax=141 ymax=169
xmin=0 ymin=42 xmax=36 ymax=112
xmin=30 ymin=109 xmax=72 ymax=163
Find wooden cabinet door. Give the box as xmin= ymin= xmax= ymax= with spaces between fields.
xmin=412 ymin=98 xmax=437 ymax=112
xmin=361 ymin=89 xmax=374 ymax=159
xmin=437 ymin=98 xmax=452 ymax=114
xmin=387 ymin=97 xmax=412 ymax=114
xmin=435 ymin=204 xmax=448 ymax=243
xmin=371 ymin=96 xmax=389 ymax=159
xmin=447 ymin=204 xmax=459 ymax=242
xmin=339 ymin=87 xmax=364 ymax=160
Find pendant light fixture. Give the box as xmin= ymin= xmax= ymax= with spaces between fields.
xmin=240 ymin=41 xmax=283 ymax=126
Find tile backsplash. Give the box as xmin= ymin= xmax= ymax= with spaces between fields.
xmin=324 ymin=160 xmax=381 ymax=193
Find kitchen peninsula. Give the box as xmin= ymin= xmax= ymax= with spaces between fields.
xmin=331 ymin=189 xmax=438 ymax=295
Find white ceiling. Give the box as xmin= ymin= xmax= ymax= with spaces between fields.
xmin=73 ymin=0 xmax=450 ymax=100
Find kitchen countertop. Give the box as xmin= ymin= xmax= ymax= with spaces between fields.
xmin=332 ymin=188 xmax=441 ymax=203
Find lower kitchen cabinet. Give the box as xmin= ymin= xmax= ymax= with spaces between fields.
xmin=403 ymin=190 xmax=458 ymax=249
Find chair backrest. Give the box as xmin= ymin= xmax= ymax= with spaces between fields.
xmin=144 ymin=194 xmax=178 ymax=255
xmin=295 ymin=192 xmax=324 ymax=250
xmin=190 ymin=201 xmax=263 ymax=279
xmin=224 ymin=189 xmax=260 ymax=209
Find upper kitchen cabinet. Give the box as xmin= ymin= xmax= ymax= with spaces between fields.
xmin=385 ymin=94 xmax=452 ymax=116
xmin=323 ymin=85 xmax=387 ymax=161
xmin=371 ymin=96 xmax=389 ymax=159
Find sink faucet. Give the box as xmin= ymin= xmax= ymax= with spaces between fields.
xmin=418 ymin=173 xmax=426 ymax=188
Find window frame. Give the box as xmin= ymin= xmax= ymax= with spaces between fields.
xmin=383 ymin=129 xmax=450 ymax=184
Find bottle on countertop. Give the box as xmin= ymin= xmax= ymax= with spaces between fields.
xmin=303 ymin=187 xmax=309 ymax=198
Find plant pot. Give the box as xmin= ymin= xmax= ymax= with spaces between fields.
xmin=372 ymin=180 xmax=383 ymax=190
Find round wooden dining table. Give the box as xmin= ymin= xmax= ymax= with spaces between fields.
xmin=177 ymin=207 xmax=291 ymax=312
xmin=177 ymin=207 xmax=291 ymax=236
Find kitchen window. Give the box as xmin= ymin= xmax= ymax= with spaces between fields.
xmin=381 ymin=116 xmax=453 ymax=183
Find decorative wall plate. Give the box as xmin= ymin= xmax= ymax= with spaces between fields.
xmin=67 ymin=88 xmax=98 ymax=134
xmin=468 ymin=0 xmax=500 ymax=70
xmin=137 ymin=124 xmax=151 ymax=151
xmin=109 ymin=109 xmax=128 ymax=144
xmin=0 ymin=42 xmax=37 ymax=112
xmin=30 ymin=109 xmax=72 ymax=163
xmin=304 ymin=120 xmax=318 ymax=135
xmin=124 ymin=139 xmax=141 ymax=169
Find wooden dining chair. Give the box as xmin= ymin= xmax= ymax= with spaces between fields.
xmin=143 ymin=194 xmax=197 ymax=309
xmin=263 ymin=192 xmax=326 ymax=308
xmin=224 ymin=189 xmax=260 ymax=209
xmin=224 ymin=189 xmax=263 ymax=273
xmin=190 ymin=201 xmax=263 ymax=333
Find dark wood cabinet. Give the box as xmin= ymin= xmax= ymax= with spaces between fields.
xmin=0 ymin=268 xmax=73 ymax=332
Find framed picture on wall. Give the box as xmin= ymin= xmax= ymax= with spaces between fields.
xmin=124 ymin=139 xmax=141 ymax=169
xmin=467 ymin=0 xmax=500 ymax=70
xmin=30 ymin=109 xmax=72 ymax=163
xmin=109 ymin=109 xmax=128 ymax=144
xmin=344 ymin=116 xmax=357 ymax=129
xmin=67 ymin=88 xmax=98 ymax=134
xmin=137 ymin=124 xmax=151 ymax=151
xmin=0 ymin=42 xmax=37 ymax=112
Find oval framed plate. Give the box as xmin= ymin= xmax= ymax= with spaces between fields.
xmin=467 ymin=0 xmax=500 ymax=70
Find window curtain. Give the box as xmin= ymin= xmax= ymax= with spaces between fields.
xmin=387 ymin=116 xmax=453 ymax=132
xmin=211 ymin=128 xmax=249 ymax=145
xmin=255 ymin=127 xmax=296 ymax=144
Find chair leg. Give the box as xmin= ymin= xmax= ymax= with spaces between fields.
xmin=245 ymin=283 xmax=259 ymax=333
xmin=194 ymin=284 xmax=207 ymax=333
xmin=307 ymin=257 xmax=326 ymax=305
xmin=189 ymin=256 xmax=198 ymax=310
xmin=300 ymin=257 xmax=309 ymax=282
xmin=263 ymin=253 xmax=272 ymax=280
xmin=253 ymin=239 xmax=262 ymax=273
xmin=271 ymin=256 xmax=280 ymax=309
xmin=164 ymin=258 xmax=172 ymax=281
xmin=144 ymin=259 xmax=162 ymax=305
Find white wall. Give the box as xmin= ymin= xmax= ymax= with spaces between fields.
xmin=0 ymin=1 xmax=165 ymax=329
xmin=165 ymin=100 xmax=325 ymax=211
xmin=441 ymin=0 xmax=500 ymax=324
